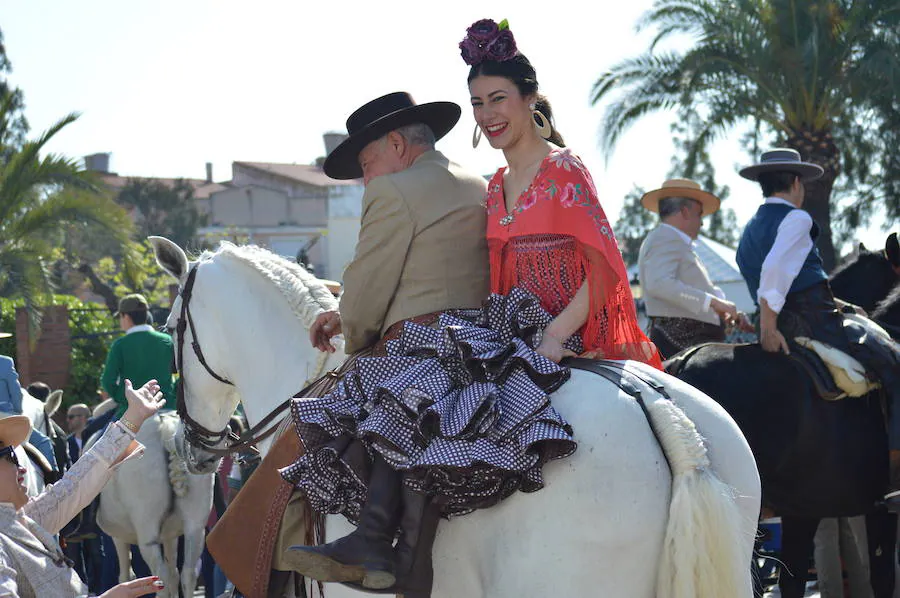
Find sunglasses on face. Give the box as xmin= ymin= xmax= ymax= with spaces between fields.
xmin=0 ymin=446 xmax=19 ymax=468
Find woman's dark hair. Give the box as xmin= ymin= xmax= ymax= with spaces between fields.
xmin=468 ymin=53 xmax=566 ymax=147
xmin=757 ymin=171 xmax=799 ymax=197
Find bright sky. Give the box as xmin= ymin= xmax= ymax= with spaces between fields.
xmin=3 ymin=0 xmax=890 ymax=252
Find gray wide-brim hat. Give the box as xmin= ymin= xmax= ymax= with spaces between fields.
xmin=323 ymin=92 xmax=461 ymax=180
xmin=739 ymin=148 xmax=824 ymax=182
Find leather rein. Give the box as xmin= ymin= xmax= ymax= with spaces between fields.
xmin=173 ymin=264 xmax=301 ymax=457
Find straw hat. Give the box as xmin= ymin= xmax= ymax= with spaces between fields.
xmin=0 ymin=414 xmax=31 ymax=448
xmin=640 ymin=179 xmax=721 ymax=215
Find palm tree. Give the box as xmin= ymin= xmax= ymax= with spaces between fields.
xmin=0 ymin=99 xmax=136 ymax=323
xmin=591 ymin=0 xmax=900 ymax=271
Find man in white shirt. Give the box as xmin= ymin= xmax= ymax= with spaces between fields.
xmin=638 ymin=179 xmax=750 ymax=358
xmin=736 ymin=148 xmax=900 ymax=509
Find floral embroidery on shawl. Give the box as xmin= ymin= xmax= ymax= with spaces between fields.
xmin=485 ymin=148 xmax=662 ymax=368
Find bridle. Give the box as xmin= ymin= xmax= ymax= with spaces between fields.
xmin=172 ymin=265 xmax=292 ymax=457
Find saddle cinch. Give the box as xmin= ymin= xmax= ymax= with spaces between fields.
xmin=790 ymin=314 xmax=890 ymax=401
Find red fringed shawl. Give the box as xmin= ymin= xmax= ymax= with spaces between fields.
xmin=486 ymin=148 xmax=662 ymax=369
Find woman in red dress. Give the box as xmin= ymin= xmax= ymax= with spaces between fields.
xmin=464 ymin=18 xmax=661 ymax=368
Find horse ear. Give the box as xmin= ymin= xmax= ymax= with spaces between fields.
xmin=859 ymin=242 xmax=868 ymax=254
xmin=149 ymin=236 xmax=189 ymax=281
xmin=92 ymin=398 xmax=116 ymax=419
xmin=886 ymin=233 xmax=900 ymax=268
xmin=44 ymin=390 xmax=63 ymax=416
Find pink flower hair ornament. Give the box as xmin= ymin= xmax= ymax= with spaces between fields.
xmin=459 ymin=18 xmax=518 ymax=66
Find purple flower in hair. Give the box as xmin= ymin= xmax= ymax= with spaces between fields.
xmin=459 ymin=18 xmax=518 ymax=66
xmin=459 ymin=37 xmax=485 ymax=66
xmin=467 ymin=19 xmax=499 ymax=42
xmin=485 ymin=30 xmax=517 ymax=62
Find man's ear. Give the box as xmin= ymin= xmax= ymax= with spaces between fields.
xmin=385 ymin=130 xmax=407 ymax=156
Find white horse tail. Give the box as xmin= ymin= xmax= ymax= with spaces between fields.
xmin=647 ymin=397 xmax=752 ymax=598
xmin=160 ymin=414 xmax=190 ymax=499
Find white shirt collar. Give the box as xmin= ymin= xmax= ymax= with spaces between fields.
xmin=126 ymin=324 xmax=154 ymax=335
xmin=764 ymin=196 xmax=798 ymax=208
xmin=660 ymin=223 xmax=694 ymax=246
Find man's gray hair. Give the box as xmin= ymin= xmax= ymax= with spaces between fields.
xmin=658 ymin=196 xmax=698 ymax=220
xmin=394 ymin=123 xmax=436 ymax=149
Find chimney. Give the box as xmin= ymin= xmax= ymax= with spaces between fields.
xmin=205 ymin=162 xmax=213 ymax=184
xmin=323 ymin=132 xmax=348 ymax=157
xmin=83 ymin=153 xmax=111 ymax=173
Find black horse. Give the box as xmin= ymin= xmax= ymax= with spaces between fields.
xmin=666 ymin=233 xmax=900 ymax=598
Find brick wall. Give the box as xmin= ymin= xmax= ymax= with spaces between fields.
xmin=15 ymin=306 xmax=71 ymax=390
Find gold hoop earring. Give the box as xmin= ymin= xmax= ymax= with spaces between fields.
xmin=532 ymin=110 xmax=552 ymax=140
xmin=472 ymin=124 xmax=483 ymax=148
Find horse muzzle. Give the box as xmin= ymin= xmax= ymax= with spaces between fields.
xmin=174 ymin=425 xmax=221 ymax=475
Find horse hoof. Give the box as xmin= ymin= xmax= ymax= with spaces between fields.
xmin=363 ymin=569 xmax=397 ymax=590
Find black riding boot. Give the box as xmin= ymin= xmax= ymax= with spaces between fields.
xmin=341 ymin=485 xmax=443 ymax=597
xmin=393 ymin=487 xmax=442 ymax=597
xmin=285 ymin=454 xmax=401 ymax=589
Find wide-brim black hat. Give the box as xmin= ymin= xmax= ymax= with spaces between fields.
xmin=323 ymin=92 xmax=461 ymax=180
xmin=739 ymin=148 xmax=824 ymax=182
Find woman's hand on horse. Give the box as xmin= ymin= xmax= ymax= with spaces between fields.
xmin=536 ymin=333 xmax=577 ymax=363
xmin=310 ymin=310 xmax=342 ymax=353
xmin=122 ymin=379 xmax=166 ymax=427
xmin=99 ymin=576 xmax=165 ymax=597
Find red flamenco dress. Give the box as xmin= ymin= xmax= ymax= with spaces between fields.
xmin=486 ymin=148 xmax=662 ymax=369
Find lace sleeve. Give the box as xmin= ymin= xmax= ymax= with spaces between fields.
xmin=0 ymin=544 xmax=18 ymax=598
xmin=23 ymin=423 xmax=143 ymax=534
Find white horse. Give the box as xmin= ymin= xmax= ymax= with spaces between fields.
xmin=151 ymin=236 xmax=762 ymax=598
xmin=94 ymin=401 xmax=214 ymax=597
xmin=15 ymin=388 xmax=64 ymax=497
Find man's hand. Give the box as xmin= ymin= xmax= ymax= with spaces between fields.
xmin=310 ymin=310 xmax=342 ymax=353
xmin=759 ymin=298 xmax=790 ymax=354
xmin=710 ymin=297 xmax=739 ymax=325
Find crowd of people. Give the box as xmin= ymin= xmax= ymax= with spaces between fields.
xmin=0 ymin=15 xmax=898 ymax=598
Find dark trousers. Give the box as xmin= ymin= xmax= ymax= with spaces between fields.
xmin=780 ymin=282 xmax=900 ymax=448
xmin=648 ymin=316 xmax=726 ymax=360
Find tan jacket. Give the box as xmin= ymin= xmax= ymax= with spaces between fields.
xmin=340 ymin=150 xmax=490 ymax=353
xmin=0 ymin=424 xmax=141 ymax=598
xmin=638 ymin=224 xmax=722 ymax=325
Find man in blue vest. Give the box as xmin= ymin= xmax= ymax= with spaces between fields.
xmin=736 ymin=148 xmax=900 ymax=509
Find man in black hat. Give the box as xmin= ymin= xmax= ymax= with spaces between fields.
xmin=260 ymin=92 xmax=489 ymax=596
xmin=736 ymin=148 xmax=900 ymax=509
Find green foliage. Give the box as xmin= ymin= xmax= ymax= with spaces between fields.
xmin=0 ymin=104 xmax=138 ymax=330
xmin=94 ymin=240 xmax=174 ymax=307
xmin=0 ymin=295 xmax=118 ymax=411
xmin=592 ymin=0 xmax=900 ymax=268
xmin=0 ymin=27 xmax=29 ymax=161
xmin=616 ymin=186 xmax=657 ymax=267
xmin=116 ymin=178 xmax=208 ymax=250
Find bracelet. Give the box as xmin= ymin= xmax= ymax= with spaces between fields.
xmin=118 ymin=417 xmax=140 ymax=435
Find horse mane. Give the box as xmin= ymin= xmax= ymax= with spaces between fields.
xmin=873 ymin=284 xmax=900 ymax=319
xmin=198 ymin=242 xmax=339 ymax=330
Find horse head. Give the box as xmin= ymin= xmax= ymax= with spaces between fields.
xmin=830 ymin=233 xmax=900 ymax=313
xmin=150 ymin=235 xmax=345 ymax=473
xmin=19 ymin=390 xmax=49 ymax=437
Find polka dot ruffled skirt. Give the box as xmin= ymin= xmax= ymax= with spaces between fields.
xmin=279 ymin=288 xmax=578 ymax=521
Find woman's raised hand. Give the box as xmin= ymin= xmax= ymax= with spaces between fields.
xmin=121 ymin=379 xmax=166 ymax=429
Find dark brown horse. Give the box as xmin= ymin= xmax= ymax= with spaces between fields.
xmin=667 ymin=233 xmax=900 ymax=598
